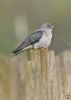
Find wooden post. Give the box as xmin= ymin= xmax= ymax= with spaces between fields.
xmin=0 ymin=49 xmax=71 ymax=100
xmin=0 ymin=56 xmax=9 ymax=100
xmin=24 ymin=48 xmax=57 ymax=100
xmin=9 ymin=57 xmax=20 ymax=100
xmin=59 ymin=51 xmax=71 ymax=100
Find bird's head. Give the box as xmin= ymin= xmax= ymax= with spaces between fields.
xmin=40 ymin=23 xmax=54 ymax=31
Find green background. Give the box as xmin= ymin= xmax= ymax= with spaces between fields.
xmin=0 ymin=0 xmax=71 ymax=54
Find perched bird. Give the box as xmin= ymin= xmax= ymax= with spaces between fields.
xmin=12 ymin=23 xmax=54 ymax=55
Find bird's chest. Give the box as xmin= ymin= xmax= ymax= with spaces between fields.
xmin=39 ymin=34 xmax=49 ymax=47
xmin=34 ymin=33 xmax=52 ymax=48
xmin=39 ymin=34 xmax=48 ymax=45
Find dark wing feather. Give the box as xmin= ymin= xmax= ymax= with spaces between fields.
xmin=12 ymin=31 xmax=43 ymax=54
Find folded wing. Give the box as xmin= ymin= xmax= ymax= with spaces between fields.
xmin=12 ymin=31 xmax=43 ymax=55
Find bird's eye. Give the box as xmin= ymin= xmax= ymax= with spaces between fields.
xmin=47 ymin=24 xmax=51 ymax=28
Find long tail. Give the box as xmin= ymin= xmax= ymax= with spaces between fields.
xmin=12 ymin=45 xmax=33 ymax=55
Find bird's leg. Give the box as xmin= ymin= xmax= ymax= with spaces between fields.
xmin=41 ymin=47 xmax=48 ymax=52
xmin=41 ymin=48 xmax=45 ymax=52
xmin=38 ymin=48 xmax=45 ymax=53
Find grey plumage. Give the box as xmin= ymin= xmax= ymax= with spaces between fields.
xmin=12 ymin=23 xmax=54 ymax=55
xmin=12 ymin=31 xmax=43 ymax=54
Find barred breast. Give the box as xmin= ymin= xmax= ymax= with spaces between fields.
xmin=34 ymin=32 xmax=52 ymax=49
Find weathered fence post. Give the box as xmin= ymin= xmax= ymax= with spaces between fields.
xmin=59 ymin=51 xmax=71 ymax=100
xmin=0 ymin=56 xmax=9 ymax=100
xmin=24 ymin=49 xmax=57 ymax=100
xmin=9 ymin=57 xmax=20 ymax=100
xmin=0 ymin=49 xmax=71 ymax=100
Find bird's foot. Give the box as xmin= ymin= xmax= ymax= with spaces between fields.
xmin=41 ymin=48 xmax=48 ymax=52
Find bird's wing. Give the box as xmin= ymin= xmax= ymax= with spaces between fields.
xmin=12 ymin=31 xmax=43 ymax=54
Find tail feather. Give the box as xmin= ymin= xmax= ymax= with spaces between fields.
xmin=12 ymin=49 xmax=22 ymax=55
xmin=12 ymin=45 xmax=33 ymax=55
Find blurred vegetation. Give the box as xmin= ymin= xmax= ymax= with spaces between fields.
xmin=0 ymin=0 xmax=71 ymax=54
